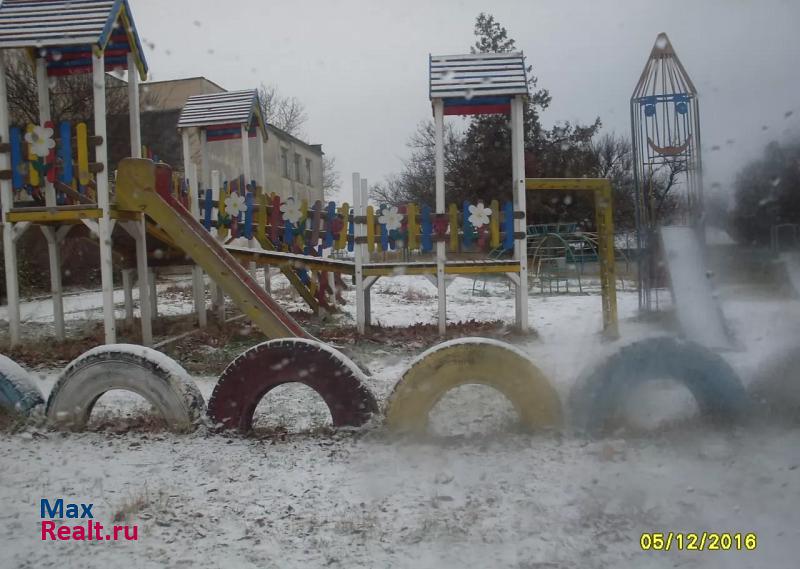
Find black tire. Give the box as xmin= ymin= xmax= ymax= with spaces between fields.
xmin=569 ymin=336 xmax=749 ymax=434
xmin=47 ymin=345 xmax=205 ymax=432
xmin=0 ymin=354 xmax=44 ymax=416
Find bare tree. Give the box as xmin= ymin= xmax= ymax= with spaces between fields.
xmin=258 ymin=83 xmax=308 ymax=139
xmin=322 ymin=154 xmax=341 ymax=200
xmin=4 ymin=52 xmax=131 ymax=126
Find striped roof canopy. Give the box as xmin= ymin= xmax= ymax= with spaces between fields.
xmin=429 ymin=51 xmax=528 ymax=116
xmin=0 ymin=0 xmax=148 ymax=79
xmin=178 ymin=89 xmax=267 ymax=142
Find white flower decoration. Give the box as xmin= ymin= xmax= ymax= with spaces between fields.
xmin=224 ymin=193 xmax=246 ymax=217
xmin=280 ymin=197 xmax=302 ymax=224
xmin=378 ymin=206 xmax=403 ymax=231
xmin=24 ymin=124 xmax=55 ymax=157
xmin=468 ymin=202 xmax=492 ymax=228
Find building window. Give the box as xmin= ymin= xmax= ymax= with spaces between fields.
xmin=305 ymin=158 xmax=312 ymax=186
xmin=281 ymin=148 xmax=289 ymax=178
xmin=294 ymin=153 xmax=302 ymax=182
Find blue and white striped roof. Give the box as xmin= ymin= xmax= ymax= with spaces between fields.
xmin=429 ymin=52 xmax=529 ymax=100
xmin=0 ymin=0 xmax=148 ymax=77
xmin=178 ymin=89 xmax=265 ymax=132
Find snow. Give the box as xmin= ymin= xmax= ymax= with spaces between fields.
xmin=1 ymin=269 xmax=799 ymax=568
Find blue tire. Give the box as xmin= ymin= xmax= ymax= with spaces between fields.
xmin=0 ymin=354 xmax=44 ymax=415
xmin=570 ymin=337 xmax=749 ymax=434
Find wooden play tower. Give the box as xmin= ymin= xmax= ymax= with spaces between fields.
xmin=0 ymin=0 xmax=149 ymax=346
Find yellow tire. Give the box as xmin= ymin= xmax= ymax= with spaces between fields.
xmin=385 ymin=338 xmax=562 ymax=433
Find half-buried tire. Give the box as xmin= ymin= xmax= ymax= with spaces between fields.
xmin=385 ymin=338 xmax=563 ymax=434
xmin=208 ymin=338 xmax=378 ymax=432
xmin=569 ymin=336 xmax=749 ymax=434
xmin=0 ymin=354 xmax=44 ymax=416
xmin=47 ymin=345 xmax=205 ymax=432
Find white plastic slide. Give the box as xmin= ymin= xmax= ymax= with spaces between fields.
xmin=660 ymin=226 xmax=731 ymax=350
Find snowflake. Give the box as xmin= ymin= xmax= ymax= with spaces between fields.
xmin=468 ymin=202 xmax=492 ymax=228
xmin=280 ymin=197 xmax=303 ymax=224
xmin=24 ymin=124 xmax=55 ymax=157
xmin=378 ymin=206 xmax=403 ymax=231
xmin=224 ymin=193 xmax=246 ymax=217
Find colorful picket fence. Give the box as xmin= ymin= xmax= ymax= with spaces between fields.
xmin=7 ymin=120 xmax=98 ymax=205
xmin=185 ymin=179 xmax=520 ymax=256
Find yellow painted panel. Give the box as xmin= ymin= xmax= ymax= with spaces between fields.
xmin=406 ymin=203 xmax=418 ymax=250
xmin=336 ymin=202 xmax=349 ymax=250
xmin=366 ymin=205 xmax=375 ymax=252
xmin=489 ymin=199 xmax=500 ymax=249
xmin=26 ymin=124 xmax=39 ymax=186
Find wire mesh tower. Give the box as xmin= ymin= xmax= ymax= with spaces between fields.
xmin=630 ymin=32 xmax=704 ymax=311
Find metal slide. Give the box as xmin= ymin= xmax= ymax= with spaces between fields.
xmin=115 ymin=159 xmax=310 ymax=340
xmin=660 ymin=226 xmax=730 ymax=350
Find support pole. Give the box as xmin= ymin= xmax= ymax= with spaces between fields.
xmin=148 ymin=268 xmax=158 ymax=318
xmin=511 ymin=96 xmax=528 ymax=332
xmin=93 ymin=49 xmax=116 ymax=344
xmin=122 ymin=268 xmax=134 ymax=327
xmin=40 ymin=227 xmax=65 ymax=341
xmin=35 ymin=57 xmax=56 ymax=207
xmin=188 ymin=162 xmax=206 ymax=327
xmin=256 ymin=129 xmax=266 ymax=188
xmin=209 ymin=170 xmax=225 ymax=323
xmin=133 ymin=221 xmax=152 ymax=345
xmin=353 ymin=172 xmax=365 ymax=333
xmin=0 ymin=54 xmax=20 ymax=345
xmin=127 ymin=53 xmax=142 ymax=158
xmin=433 ymin=99 xmax=446 ymax=336
xmin=200 ymin=129 xmax=210 ymax=189
xmin=240 ymin=124 xmax=252 ymax=185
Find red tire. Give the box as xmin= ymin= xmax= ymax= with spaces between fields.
xmin=208 ymin=339 xmax=378 ymax=432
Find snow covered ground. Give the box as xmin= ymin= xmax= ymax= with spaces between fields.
xmin=1 ymin=273 xmax=798 ymax=568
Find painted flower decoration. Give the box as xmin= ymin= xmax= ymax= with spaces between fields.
xmin=24 ymin=125 xmax=55 ymax=157
xmin=224 ymin=193 xmax=246 ymax=217
xmin=468 ymin=202 xmax=492 ymax=228
xmin=378 ymin=206 xmax=403 ymax=231
xmin=280 ymin=197 xmax=302 ymax=224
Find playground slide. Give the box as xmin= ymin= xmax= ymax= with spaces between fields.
xmin=115 ymin=159 xmax=311 ymax=340
xmin=660 ymin=226 xmax=731 ymax=350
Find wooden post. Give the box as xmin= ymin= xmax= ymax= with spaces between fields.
xmin=135 ymin=220 xmax=152 ymax=345
xmin=511 ymin=96 xmax=528 ymax=332
xmin=200 ymin=129 xmax=210 ymax=189
xmin=188 ymin=162 xmax=206 ymax=327
xmin=181 ymin=129 xmax=192 ymax=181
xmin=256 ymin=128 xmax=266 ymax=188
xmin=209 ymin=170 xmax=225 ymax=322
xmin=127 ymin=53 xmax=142 ymax=158
xmin=240 ymin=124 xmax=251 ymax=185
xmin=122 ymin=268 xmax=134 ymax=326
xmin=433 ymin=99 xmax=447 ymax=336
xmin=0 ymin=54 xmax=20 ymax=345
xmin=148 ymin=268 xmax=158 ymax=318
xmin=40 ymin=227 xmax=65 ymax=341
xmin=35 ymin=57 xmax=56 ymax=207
xmin=92 ymin=49 xmax=116 ymax=344
xmin=353 ymin=172 xmax=365 ymax=333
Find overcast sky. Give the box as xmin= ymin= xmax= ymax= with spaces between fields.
xmin=134 ymin=0 xmax=800 ymax=200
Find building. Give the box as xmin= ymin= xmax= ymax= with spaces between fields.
xmin=111 ymin=76 xmax=324 ymax=202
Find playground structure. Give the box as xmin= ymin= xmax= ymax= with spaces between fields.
xmin=0 ymin=2 xmax=777 ymax=447
xmin=0 ymin=0 xmax=149 ymax=346
xmin=0 ymin=31 xmax=620 ymax=346
xmin=631 ymin=33 xmax=704 ymax=313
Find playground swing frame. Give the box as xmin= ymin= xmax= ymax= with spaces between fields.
xmin=525 ymin=178 xmax=618 ymax=336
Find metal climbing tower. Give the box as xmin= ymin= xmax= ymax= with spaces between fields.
xmin=631 ymin=32 xmax=704 ymax=311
